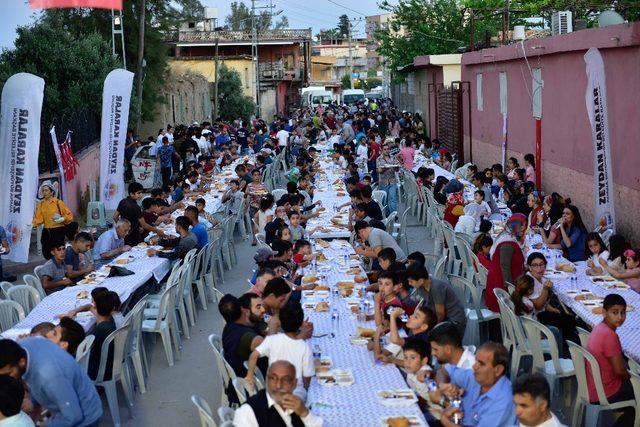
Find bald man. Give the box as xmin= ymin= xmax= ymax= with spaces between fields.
xmin=233 ymin=360 xmax=323 ymax=426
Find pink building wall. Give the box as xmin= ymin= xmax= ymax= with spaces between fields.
xmin=461 ymin=22 xmax=640 ymax=242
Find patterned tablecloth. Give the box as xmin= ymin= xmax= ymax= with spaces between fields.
xmin=303 ymin=240 xmax=429 ymax=426
xmin=525 ymin=238 xmax=640 ymax=363
xmin=307 ymin=159 xmax=352 ymax=240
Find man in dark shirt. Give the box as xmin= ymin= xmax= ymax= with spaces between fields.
xmin=236 ymin=125 xmax=249 ymax=153
xmin=361 ymin=185 xmax=383 ymax=220
xmin=148 ymin=216 xmax=197 ymax=261
xmin=64 ymin=232 xmax=94 ymax=283
xmin=87 ymin=291 xmax=117 ymax=380
xmin=114 ymin=182 xmax=166 ymax=246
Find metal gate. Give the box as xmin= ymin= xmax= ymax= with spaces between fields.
xmin=427 ymin=81 xmax=471 ymax=164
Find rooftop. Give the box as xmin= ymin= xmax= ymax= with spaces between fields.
xmin=168 ymin=28 xmax=313 ymax=46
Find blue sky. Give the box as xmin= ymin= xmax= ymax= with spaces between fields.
xmin=1 ymin=0 xmax=396 ymax=49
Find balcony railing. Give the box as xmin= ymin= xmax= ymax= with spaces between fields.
xmin=169 ymin=28 xmax=312 ymax=43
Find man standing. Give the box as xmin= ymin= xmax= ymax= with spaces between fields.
xmin=233 ymin=360 xmax=323 ymax=427
xmin=0 ymin=338 xmax=102 ymax=427
xmin=376 ymin=143 xmax=400 ymax=214
xmin=276 ymin=125 xmax=290 ymax=150
xmin=512 ymin=373 xmax=566 ymax=427
xmin=157 ymin=136 xmax=181 ymax=187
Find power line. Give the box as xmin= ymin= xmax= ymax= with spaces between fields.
xmin=326 ymin=0 xmax=367 ymax=16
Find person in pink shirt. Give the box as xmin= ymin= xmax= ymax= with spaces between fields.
xmin=398 ymin=140 xmax=416 ymax=170
xmin=586 ymin=293 xmax=634 ymax=426
xmin=524 ymin=153 xmax=536 ymax=183
xmin=599 ymin=248 xmax=640 ymax=293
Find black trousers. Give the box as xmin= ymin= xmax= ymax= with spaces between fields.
xmin=537 ymin=310 xmax=578 ymax=355
xmin=41 ymin=227 xmax=67 ymax=260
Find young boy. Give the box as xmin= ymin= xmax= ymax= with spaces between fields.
xmin=586 ymin=294 xmax=633 ymax=426
xmin=291 ymin=239 xmax=317 ymax=268
xmin=41 ymin=243 xmax=73 ymax=295
xmin=403 ymin=339 xmax=432 ymax=404
xmin=195 ymin=198 xmax=219 ymax=228
xmin=407 ymin=251 xmax=426 ymax=267
xmin=0 ymin=375 xmax=35 ymax=427
xmin=389 ymin=305 xmax=437 ymax=347
xmin=366 ymin=248 xmax=405 ymax=292
xmin=374 ymin=271 xmax=403 ymax=328
xmin=245 ymin=300 xmax=314 ymax=400
xmin=463 ymin=190 xmax=491 ymax=227
xmin=288 ymin=211 xmax=306 ymax=241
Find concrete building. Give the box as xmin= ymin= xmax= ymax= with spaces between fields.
xmin=392 ymin=54 xmax=462 ymax=138
xmin=167 ymin=28 xmax=312 ymax=119
xmin=365 ymin=13 xmax=393 ymax=70
xmin=461 ymin=22 xmax=640 ymax=242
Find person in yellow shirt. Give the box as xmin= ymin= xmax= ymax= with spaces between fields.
xmin=33 ymin=181 xmax=73 ymax=260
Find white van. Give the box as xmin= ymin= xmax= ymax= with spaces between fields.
xmin=301 ymin=86 xmax=326 ymax=107
xmin=310 ymin=90 xmax=333 ymax=107
xmin=342 ymin=89 xmax=365 ymax=104
xmin=131 ymin=144 xmax=157 ymax=189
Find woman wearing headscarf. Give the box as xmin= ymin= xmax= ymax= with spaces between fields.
xmin=485 ymin=213 xmax=527 ymax=313
xmin=33 ymin=181 xmax=73 ymax=260
xmin=443 ymin=180 xmax=465 ymax=228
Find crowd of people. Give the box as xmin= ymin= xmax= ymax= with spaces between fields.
xmin=0 ymin=94 xmax=638 ymax=427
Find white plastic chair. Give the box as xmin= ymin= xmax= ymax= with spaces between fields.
xmin=629 ymin=371 xmax=640 ymax=427
xmin=522 ymin=316 xmax=575 ymax=399
xmin=217 ymin=406 xmax=235 ymax=423
xmin=0 ymin=300 xmax=25 ymax=332
xmin=191 ymin=395 xmax=218 ymax=427
xmin=0 ymin=281 xmax=12 ymax=298
xmin=433 ymin=255 xmax=448 ymax=281
xmin=123 ymin=297 xmax=149 ymax=394
xmin=208 ymin=334 xmax=237 ymax=407
xmin=7 ymin=285 xmax=41 ymax=315
xmin=23 ymin=274 xmax=46 ymax=300
xmin=577 ymin=326 xmax=591 ymax=348
xmin=372 ymin=189 xmax=387 ymax=208
xmin=628 ymin=357 xmax=640 ymax=376
xmin=192 ymin=245 xmax=210 ymax=311
xmin=382 ymin=210 xmax=397 ymax=232
xmin=75 ymin=335 xmax=95 ymax=375
xmin=33 ymin=264 xmax=45 ymax=280
xmin=142 ymin=282 xmax=180 ymax=366
xmin=271 ymin=188 xmax=286 ymax=201
xmin=232 ymin=377 xmax=256 ymax=405
xmin=448 ymin=274 xmax=499 ymax=347
xmin=391 ymin=207 xmax=410 ymax=255
xmin=568 ymin=340 xmax=636 ymax=427
xmin=94 ymin=323 xmax=135 ymax=427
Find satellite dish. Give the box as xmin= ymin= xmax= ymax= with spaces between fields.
xmin=598 ymin=11 xmax=625 ymax=27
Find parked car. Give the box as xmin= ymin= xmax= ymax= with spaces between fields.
xmin=131 ymin=144 xmax=157 ymax=189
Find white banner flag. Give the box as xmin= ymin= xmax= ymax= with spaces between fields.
xmin=584 ymin=48 xmax=615 ymax=231
xmin=49 ymin=126 xmax=69 ymax=205
xmin=0 ymin=73 xmax=45 ymax=262
xmin=99 ymin=69 xmax=134 ymax=210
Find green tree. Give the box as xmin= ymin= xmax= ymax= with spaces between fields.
xmin=340 ymin=74 xmax=352 ymax=89
xmin=225 ymin=1 xmax=288 ymax=31
xmin=337 ymin=14 xmax=350 ymax=37
xmin=39 ymin=0 xmax=205 ymax=125
xmin=216 ymin=63 xmax=255 ymax=122
xmin=0 ymin=22 xmax=119 ymax=130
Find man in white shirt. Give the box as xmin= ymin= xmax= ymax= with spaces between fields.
xmin=428 ymin=322 xmax=476 ymax=370
xmin=234 ymin=360 xmax=323 ymax=427
xmin=276 ymin=126 xmax=289 ymax=147
xmin=513 ymin=373 xmax=566 ymax=427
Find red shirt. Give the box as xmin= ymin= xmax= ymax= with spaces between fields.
xmin=586 ymin=322 xmax=623 ymax=401
xmin=369 ymin=142 xmax=381 ymax=161
xmin=248 ymin=284 xmax=263 ymax=297
xmin=475 ymin=252 xmax=491 ymax=269
xmin=379 ymin=296 xmax=402 ymax=314
xmin=292 ymin=253 xmax=306 ymax=265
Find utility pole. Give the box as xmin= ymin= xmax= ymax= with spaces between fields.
xmin=347 ymin=21 xmax=353 ymax=89
xmin=251 ymin=0 xmax=260 ymax=118
xmin=213 ymin=19 xmax=220 ymax=120
xmin=135 ymin=0 xmax=146 ymax=135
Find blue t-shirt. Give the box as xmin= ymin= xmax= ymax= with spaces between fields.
xmin=191 ymin=222 xmax=208 ymax=250
xmin=561 ymin=225 xmax=587 ymax=262
xmin=157 ymin=144 xmax=175 ymax=168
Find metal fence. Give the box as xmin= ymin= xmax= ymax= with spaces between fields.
xmin=40 ymin=110 xmax=101 ymax=173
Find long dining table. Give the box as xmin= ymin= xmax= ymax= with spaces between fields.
xmin=302 ymin=239 xmax=429 ymax=426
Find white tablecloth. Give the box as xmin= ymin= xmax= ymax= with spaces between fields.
xmin=307 ymin=159 xmax=352 ymax=240
xmin=303 ymin=240 xmax=428 ymax=426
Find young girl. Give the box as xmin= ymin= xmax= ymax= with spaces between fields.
xmin=511 ymin=274 xmax=536 ymax=316
xmin=606 ymin=234 xmax=631 ymax=272
xmin=585 ymin=232 xmax=610 ymax=276
xmin=440 ymin=152 xmax=453 ymax=171
xmin=527 ymin=192 xmax=545 ymax=229
xmin=524 ymin=153 xmax=536 ymax=183
xmin=506 ymin=157 xmax=520 ymax=180
xmin=464 ymin=190 xmax=491 ymax=226
xmin=275 ymin=225 xmax=292 ymax=242
xmin=254 ymin=194 xmax=275 ymax=234
xmin=473 ymin=234 xmax=493 ymax=269
xmin=599 ymin=248 xmax=640 ymax=293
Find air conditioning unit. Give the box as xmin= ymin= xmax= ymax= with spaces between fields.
xmin=552 ymin=11 xmax=573 ymax=36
